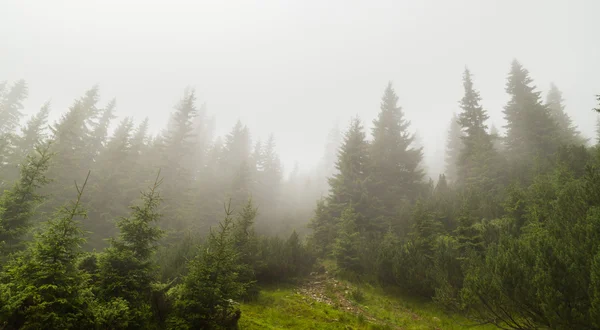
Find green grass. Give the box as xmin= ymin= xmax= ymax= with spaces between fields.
xmin=239 ymin=283 xmax=497 ymax=330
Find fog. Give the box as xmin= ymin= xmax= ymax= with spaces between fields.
xmin=2 ymin=0 xmax=600 ymax=177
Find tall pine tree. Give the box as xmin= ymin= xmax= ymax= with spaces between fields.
xmin=545 ymin=83 xmax=584 ymax=145
xmin=327 ymin=117 xmax=372 ymax=231
xmin=370 ymin=82 xmax=424 ymax=231
xmin=456 ymin=68 xmax=498 ymax=189
xmin=445 ymin=113 xmax=462 ymax=183
xmin=503 ymin=60 xmax=561 ymax=170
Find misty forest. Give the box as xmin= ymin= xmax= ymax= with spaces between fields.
xmin=1 ymin=60 xmax=600 ymax=330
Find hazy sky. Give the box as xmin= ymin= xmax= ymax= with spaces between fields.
xmin=2 ymin=0 xmax=599 ymax=177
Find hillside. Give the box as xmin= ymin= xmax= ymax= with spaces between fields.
xmin=240 ymin=263 xmax=495 ymax=330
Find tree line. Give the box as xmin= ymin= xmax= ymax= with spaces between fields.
xmin=2 ymin=58 xmax=600 ymax=329
xmin=309 ymin=60 xmax=600 ymax=329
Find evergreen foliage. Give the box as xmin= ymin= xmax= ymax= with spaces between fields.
xmin=0 ymin=143 xmax=52 ymax=256
xmin=168 ymin=202 xmax=248 ymax=329
xmin=369 ymin=82 xmax=424 ymax=231
xmin=0 ymin=172 xmax=92 ymax=330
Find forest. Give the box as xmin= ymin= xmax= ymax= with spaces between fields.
xmin=1 ymin=60 xmax=600 ymax=329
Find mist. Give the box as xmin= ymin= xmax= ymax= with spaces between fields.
xmin=2 ymin=1 xmax=600 ymax=329
xmin=3 ymin=0 xmax=599 ymax=178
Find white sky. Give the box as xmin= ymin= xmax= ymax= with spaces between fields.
xmin=2 ymin=0 xmax=599 ymax=177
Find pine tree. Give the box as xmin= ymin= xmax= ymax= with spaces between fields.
xmin=489 ymin=123 xmax=504 ymax=152
xmin=168 ymin=202 xmax=247 ymax=329
xmin=232 ymin=198 xmax=259 ymax=298
xmin=503 ymin=60 xmax=561 ymax=167
xmin=221 ymin=121 xmax=252 ymax=211
xmin=333 ymin=206 xmax=362 ymax=274
xmin=545 ymin=83 xmax=584 ymax=145
xmin=370 ymin=82 xmax=424 ymax=228
xmin=454 ymin=194 xmax=484 ymax=256
xmin=0 ymin=143 xmax=52 ymax=256
xmin=15 ymin=102 xmax=51 ymax=158
xmin=45 ymin=87 xmax=101 ymax=208
xmin=0 ymin=80 xmax=28 ymax=135
xmin=456 ymin=68 xmax=498 ymax=189
xmin=445 ymin=113 xmax=462 ymax=183
xmin=88 ymin=98 xmax=117 ymax=160
xmin=0 ymin=173 xmax=93 ymax=329
xmin=327 ymin=117 xmax=373 ymax=230
xmin=317 ymin=123 xmax=342 ymax=194
xmin=410 ymin=201 xmax=442 ymax=261
xmin=307 ymin=198 xmax=334 ymax=256
xmin=253 ymin=134 xmax=283 ymax=232
xmin=159 ymin=89 xmax=199 ymax=230
xmin=86 ymin=117 xmax=136 ymax=249
xmin=95 ymin=172 xmax=164 ymax=328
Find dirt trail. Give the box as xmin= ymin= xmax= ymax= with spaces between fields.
xmin=296 ymin=271 xmax=405 ymax=329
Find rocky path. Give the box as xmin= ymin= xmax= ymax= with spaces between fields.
xmin=295 ymin=271 xmax=406 ymax=329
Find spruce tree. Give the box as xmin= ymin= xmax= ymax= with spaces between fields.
xmin=88 ymin=98 xmax=117 ymax=160
xmin=16 ymin=102 xmax=51 ymax=157
xmin=46 ymin=87 xmax=101 ymax=209
xmin=456 ymin=68 xmax=498 ymax=189
xmin=221 ymin=121 xmax=252 ymax=211
xmin=0 ymin=173 xmax=93 ymax=329
xmin=159 ymin=89 xmax=199 ymax=230
xmin=317 ymin=123 xmax=342 ymax=194
xmin=86 ymin=117 xmax=136 ymax=249
xmin=232 ymin=198 xmax=259 ymax=298
xmin=370 ymin=82 xmax=424 ymax=229
xmin=545 ymin=83 xmax=584 ymax=145
xmin=503 ymin=60 xmax=561 ymax=167
xmin=445 ymin=113 xmax=462 ymax=183
xmin=253 ymin=134 xmax=283 ymax=232
xmin=168 ymin=202 xmax=247 ymax=329
xmin=333 ymin=206 xmax=362 ymax=274
xmin=307 ymin=198 xmax=334 ymax=256
xmin=96 ymin=172 xmax=164 ymax=328
xmin=0 ymin=143 xmax=52 ymax=256
xmin=327 ymin=117 xmax=372 ymax=230
xmin=0 ymin=80 xmax=28 ymax=135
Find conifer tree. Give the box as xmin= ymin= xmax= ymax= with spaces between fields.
xmin=0 ymin=80 xmax=28 ymax=135
xmin=159 ymin=89 xmax=199 ymax=230
xmin=168 ymin=202 xmax=247 ymax=329
xmin=317 ymin=123 xmax=342 ymax=194
xmin=253 ymin=134 xmax=283 ymax=232
xmin=86 ymin=117 xmax=136 ymax=248
xmin=221 ymin=121 xmax=252 ymax=210
xmin=327 ymin=117 xmax=372 ymax=230
xmin=15 ymin=102 xmax=51 ymax=157
xmin=370 ymin=82 xmax=424 ymax=229
xmin=45 ymin=87 xmax=101 ymax=208
xmin=88 ymin=98 xmax=117 ymax=160
xmin=410 ymin=201 xmax=442 ymax=262
xmin=333 ymin=206 xmax=362 ymax=274
xmin=489 ymin=123 xmax=504 ymax=152
xmin=307 ymin=198 xmax=334 ymax=256
xmin=545 ymin=83 xmax=584 ymax=145
xmin=456 ymin=68 xmax=498 ymax=189
xmin=503 ymin=60 xmax=561 ymax=167
xmin=96 ymin=172 xmax=164 ymax=328
xmin=232 ymin=198 xmax=259 ymax=298
xmin=0 ymin=144 xmax=52 ymax=256
xmin=0 ymin=172 xmax=93 ymax=329
xmin=445 ymin=113 xmax=462 ymax=183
